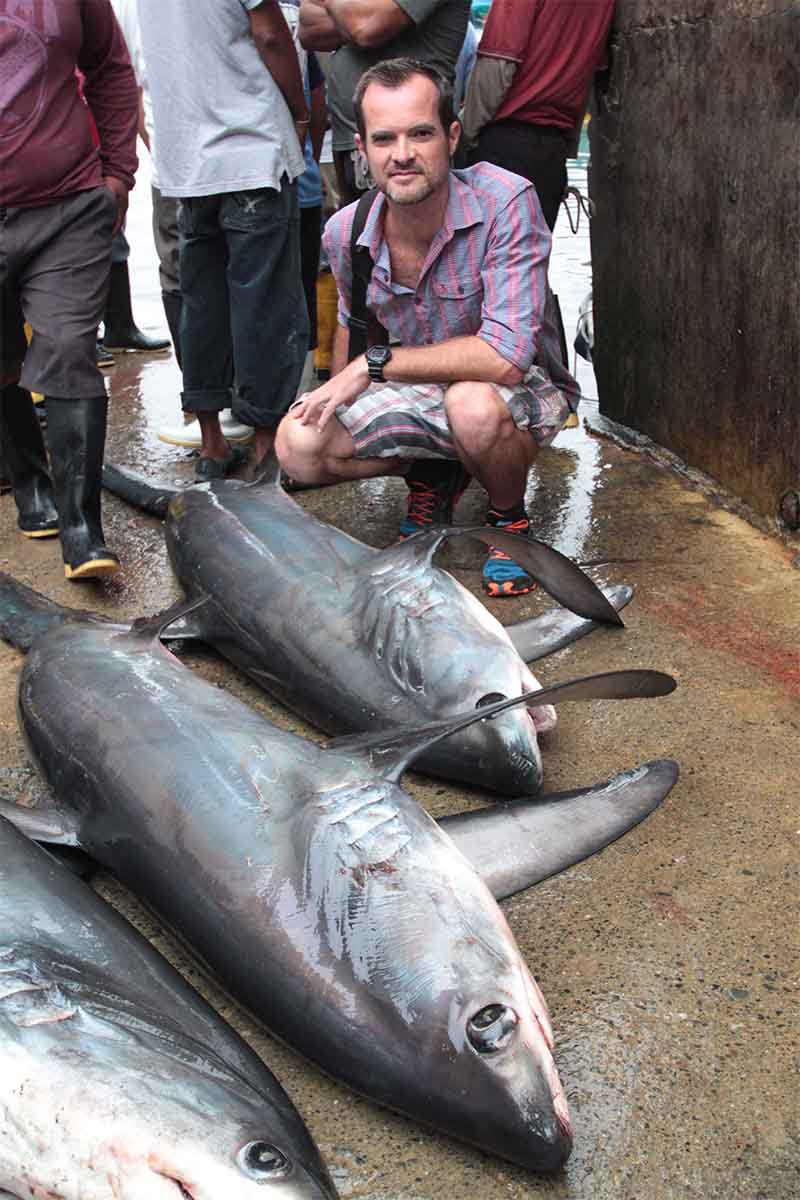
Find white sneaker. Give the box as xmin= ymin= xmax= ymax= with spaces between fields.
xmin=157 ymin=409 xmax=254 ymax=447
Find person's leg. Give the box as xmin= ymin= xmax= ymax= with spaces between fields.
xmin=223 ymin=182 xmax=308 ymax=464
xmin=0 ymin=382 xmax=59 ymax=537
xmin=17 ymin=187 xmax=121 ymax=577
xmin=101 ymin=227 xmax=171 ymax=353
xmin=277 ymin=378 xmax=462 ymax=492
xmin=444 ymin=376 xmax=571 ymax=596
xmin=475 ymin=120 xmax=568 ymax=233
xmin=178 ymin=195 xmax=243 ymax=476
xmin=299 ymin=204 xmax=321 ymax=354
xmin=0 ymin=250 xmax=57 ymax=535
xmin=151 ymin=186 xmax=182 ymax=366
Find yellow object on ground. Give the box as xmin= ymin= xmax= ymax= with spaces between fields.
xmin=23 ymin=324 xmax=44 ymax=403
xmin=315 ymin=271 xmax=338 ymax=374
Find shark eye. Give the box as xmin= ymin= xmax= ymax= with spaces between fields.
xmin=467 ymin=1004 xmax=519 ymax=1053
xmin=476 ymin=692 xmax=506 ymax=710
xmin=237 ymin=1141 xmax=292 ymax=1180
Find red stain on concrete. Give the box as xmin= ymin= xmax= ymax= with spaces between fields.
xmin=637 ymin=586 xmax=800 ymax=698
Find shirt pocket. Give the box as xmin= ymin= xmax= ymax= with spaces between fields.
xmin=430 ymin=272 xmax=483 ymax=338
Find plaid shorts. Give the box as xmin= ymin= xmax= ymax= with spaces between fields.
xmin=337 ymin=366 xmax=573 ymax=459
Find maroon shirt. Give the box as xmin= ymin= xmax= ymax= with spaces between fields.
xmin=0 ymin=0 xmax=138 ymax=206
xmin=478 ymin=0 xmax=614 ymax=131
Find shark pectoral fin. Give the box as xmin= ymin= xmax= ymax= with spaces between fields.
xmin=0 ymin=796 xmax=82 ymax=847
xmin=328 ymin=668 xmax=677 ymax=782
xmin=507 ymin=584 xmax=634 ymax=663
xmin=449 ymin=527 xmax=624 ymax=625
xmin=102 ymin=463 xmax=182 ymax=518
xmin=357 ymin=529 xmax=449 ymax=577
xmin=439 ymin=759 xmax=679 ymax=899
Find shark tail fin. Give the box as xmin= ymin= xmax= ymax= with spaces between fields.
xmin=0 ymin=573 xmax=116 ymax=653
xmin=439 ymin=759 xmax=679 ymax=899
xmin=102 ymin=463 xmax=181 ymax=518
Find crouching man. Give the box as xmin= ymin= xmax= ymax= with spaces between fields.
xmin=276 ymin=57 xmax=578 ymax=596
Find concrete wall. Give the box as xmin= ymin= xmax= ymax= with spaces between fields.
xmin=590 ymin=1 xmax=800 ymax=524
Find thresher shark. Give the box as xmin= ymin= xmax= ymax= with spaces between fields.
xmin=103 ymin=459 xmax=634 ymax=794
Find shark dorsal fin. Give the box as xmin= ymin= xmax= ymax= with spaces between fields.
xmin=359 ymin=526 xmax=623 ymax=625
xmin=327 ymin=668 xmax=677 ymax=782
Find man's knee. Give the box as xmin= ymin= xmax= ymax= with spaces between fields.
xmin=445 ymin=381 xmax=513 ymax=452
xmin=275 ymin=413 xmax=336 ymax=482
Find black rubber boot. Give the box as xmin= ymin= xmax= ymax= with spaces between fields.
xmin=45 ymin=396 xmax=120 ymax=580
xmin=101 ymin=261 xmax=171 ymax=353
xmin=0 ymin=384 xmax=59 ymax=538
xmin=161 ymin=288 xmax=183 ymax=369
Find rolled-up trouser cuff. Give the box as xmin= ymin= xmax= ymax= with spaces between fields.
xmin=180 ymin=387 xmax=232 ymax=414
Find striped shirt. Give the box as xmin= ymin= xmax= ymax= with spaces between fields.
xmin=322 ymin=162 xmax=579 ymax=408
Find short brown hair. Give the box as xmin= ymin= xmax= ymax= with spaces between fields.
xmin=353 ymin=58 xmax=455 ymax=141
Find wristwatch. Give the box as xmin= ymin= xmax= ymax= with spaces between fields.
xmin=366 ymin=344 xmax=392 ymax=384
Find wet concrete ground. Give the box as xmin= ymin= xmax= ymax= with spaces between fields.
xmin=1 ymin=155 xmax=798 ymax=1198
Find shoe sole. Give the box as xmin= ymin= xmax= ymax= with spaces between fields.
xmin=157 ymin=429 xmax=254 ymax=448
xmin=21 ymin=527 xmax=59 ymax=539
xmin=100 ymin=345 xmax=171 ymax=355
xmin=65 ymin=559 xmax=120 ymax=581
xmin=482 ymin=581 xmax=537 ymax=598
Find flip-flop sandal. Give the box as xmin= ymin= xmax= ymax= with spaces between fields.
xmin=194 ymin=444 xmax=248 ymax=481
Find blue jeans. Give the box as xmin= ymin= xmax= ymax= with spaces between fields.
xmin=178 ymin=180 xmax=308 ymax=430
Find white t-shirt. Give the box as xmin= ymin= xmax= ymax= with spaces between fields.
xmin=136 ymin=0 xmax=305 ymax=198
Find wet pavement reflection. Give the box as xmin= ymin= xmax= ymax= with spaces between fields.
xmin=0 ymin=146 xmax=797 ymax=1199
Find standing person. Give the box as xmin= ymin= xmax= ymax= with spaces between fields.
xmin=109 ymin=0 xmax=252 ymax=446
xmin=298 ymin=0 xmax=470 ymax=206
xmin=461 ymin=0 xmax=615 ymax=232
xmin=0 ymin=0 xmax=138 ymax=579
xmin=276 ymin=59 xmax=579 ymax=597
xmin=137 ymin=0 xmax=309 ymax=476
xmin=280 ymin=0 xmax=329 ymax=363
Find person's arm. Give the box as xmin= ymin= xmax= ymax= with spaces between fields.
xmin=79 ymin=1 xmax=139 ymax=232
xmin=299 ymin=0 xmax=345 ymax=50
xmin=136 ymin=88 xmax=150 ymax=152
xmin=324 ymin=0 xmax=413 ymax=49
xmin=249 ymin=1 xmax=310 ymax=137
xmin=460 ymin=55 xmax=517 ymax=146
xmin=308 ymin=53 xmax=327 ymax=162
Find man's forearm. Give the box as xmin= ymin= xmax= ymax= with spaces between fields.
xmin=299 ymin=0 xmax=344 ymax=50
xmin=460 ymin=55 xmax=517 ymax=146
xmin=250 ymin=2 xmax=308 ymax=121
xmin=326 ymin=0 xmax=411 ymax=49
xmin=384 ymin=336 xmax=523 ymax=388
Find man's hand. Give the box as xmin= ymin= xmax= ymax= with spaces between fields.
xmin=290 ymin=354 xmax=370 ymax=431
xmin=103 ymin=176 xmax=129 ymax=235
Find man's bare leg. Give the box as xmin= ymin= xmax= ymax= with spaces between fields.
xmin=276 ymin=410 xmax=406 ymax=484
xmin=444 ymin=382 xmax=539 ymax=596
xmin=444 ymin=381 xmax=538 ymax=507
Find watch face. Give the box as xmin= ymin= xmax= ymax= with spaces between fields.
xmin=368 ymin=346 xmax=391 ymax=366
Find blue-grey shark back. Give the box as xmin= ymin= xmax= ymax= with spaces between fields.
xmin=0 ymin=815 xmax=337 ymax=1199
xmin=152 ymin=471 xmax=630 ymax=794
xmin=0 ymin=575 xmax=676 ymax=1173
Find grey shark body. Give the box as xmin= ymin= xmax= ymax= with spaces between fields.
xmin=104 ymin=464 xmax=631 ymax=795
xmin=0 ymin=814 xmax=337 ymax=1199
xmin=0 ymin=577 xmax=677 ymax=1174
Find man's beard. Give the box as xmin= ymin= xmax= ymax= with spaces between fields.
xmin=382 ymin=170 xmax=436 ymax=206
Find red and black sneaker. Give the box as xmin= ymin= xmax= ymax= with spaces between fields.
xmin=482 ymin=512 xmax=536 ymax=596
xmin=399 ymin=460 xmax=471 ymax=539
